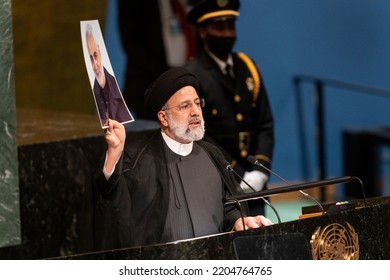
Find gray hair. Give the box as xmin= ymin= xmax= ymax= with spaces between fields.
xmin=85 ymin=23 xmax=95 ymax=40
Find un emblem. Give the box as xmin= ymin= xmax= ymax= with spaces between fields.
xmin=310 ymin=222 xmax=359 ymax=260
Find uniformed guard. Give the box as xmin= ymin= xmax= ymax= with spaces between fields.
xmin=185 ymin=0 xmax=275 ymax=215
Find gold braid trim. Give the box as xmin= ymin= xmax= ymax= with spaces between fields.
xmin=237 ymin=52 xmax=261 ymax=103
xmin=197 ymin=11 xmax=240 ymax=24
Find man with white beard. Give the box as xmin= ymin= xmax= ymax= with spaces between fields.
xmin=92 ymin=67 xmax=272 ymax=251
xmin=85 ymin=23 xmax=131 ymax=128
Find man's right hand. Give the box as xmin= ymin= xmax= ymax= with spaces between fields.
xmin=103 ymin=119 xmax=126 ymax=174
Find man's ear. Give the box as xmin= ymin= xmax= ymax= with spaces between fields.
xmin=158 ymin=111 xmax=168 ymax=127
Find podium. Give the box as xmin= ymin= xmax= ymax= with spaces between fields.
xmin=60 ymin=196 xmax=390 ymax=260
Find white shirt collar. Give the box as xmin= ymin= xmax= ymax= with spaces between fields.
xmin=161 ymin=131 xmax=193 ymax=156
xmin=207 ymin=51 xmax=234 ymax=74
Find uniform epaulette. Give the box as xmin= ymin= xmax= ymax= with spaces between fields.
xmin=237 ymin=52 xmax=261 ymax=104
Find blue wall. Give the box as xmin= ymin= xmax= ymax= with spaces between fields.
xmin=105 ymin=0 xmax=390 ymax=183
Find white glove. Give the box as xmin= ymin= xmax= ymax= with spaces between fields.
xmin=240 ymin=170 xmax=268 ymax=193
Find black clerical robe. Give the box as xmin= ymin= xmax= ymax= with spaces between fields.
xmin=162 ymin=142 xmax=225 ymax=242
xmin=93 ymin=130 xmax=244 ymax=251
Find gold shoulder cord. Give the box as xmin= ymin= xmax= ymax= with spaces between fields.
xmin=237 ymin=52 xmax=261 ymax=103
xmin=237 ymin=53 xmax=270 ymax=165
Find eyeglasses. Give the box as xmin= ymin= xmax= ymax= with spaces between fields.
xmin=162 ymin=98 xmax=205 ymax=113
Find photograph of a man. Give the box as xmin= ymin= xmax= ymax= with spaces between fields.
xmin=81 ymin=20 xmax=133 ymax=128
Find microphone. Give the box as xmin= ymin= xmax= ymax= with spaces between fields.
xmin=247 ymin=155 xmax=325 ymax=216
xmin=225 ymin=164 xmax=282 ymax=224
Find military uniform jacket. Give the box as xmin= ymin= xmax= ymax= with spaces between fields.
xmin=92 ymin=130 xmax=244 ymax=251
xmin=185 ymin=51 xmax=274 ymax=176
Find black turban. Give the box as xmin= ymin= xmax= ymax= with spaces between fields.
xmin=144 ymin=67 xmax=199 ymax=119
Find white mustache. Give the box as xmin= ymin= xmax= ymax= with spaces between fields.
xmin=189 ymin=117 xmax=201 ymax=124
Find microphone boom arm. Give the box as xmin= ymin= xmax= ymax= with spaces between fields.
xmin=224 ymin=176 xmax=360 ymax=204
